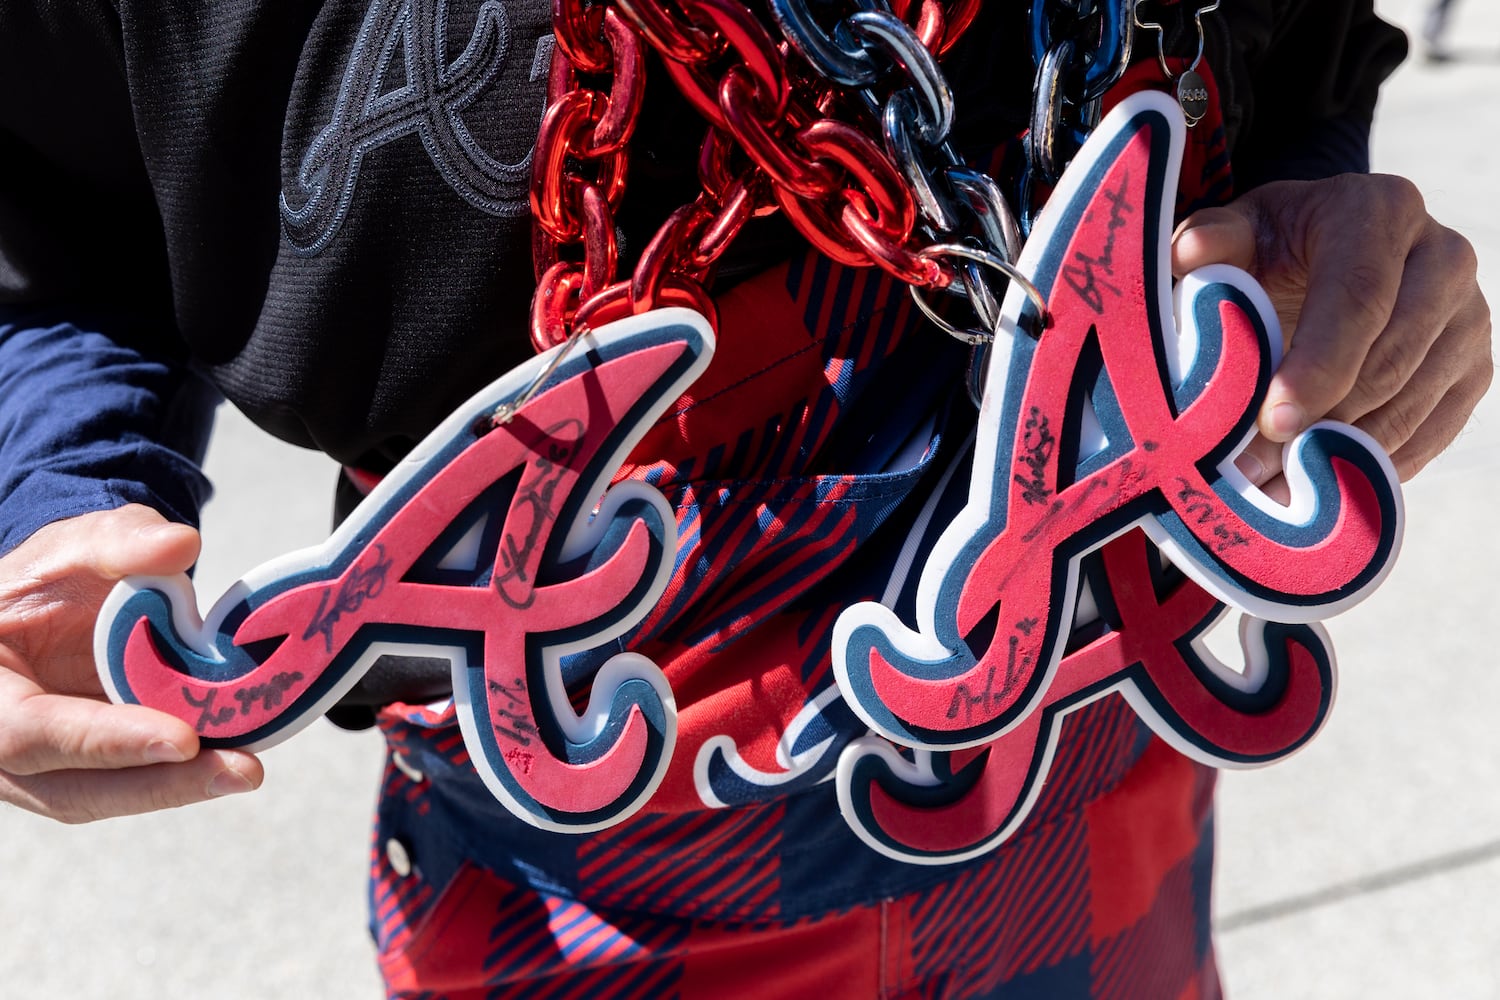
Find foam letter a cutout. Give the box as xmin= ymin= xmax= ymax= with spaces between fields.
xmin=97 ymin=308 xmax=715 ymax=832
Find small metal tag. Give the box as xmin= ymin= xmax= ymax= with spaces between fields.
xmin=1177 ymin=69 xmax=1210 ymax=125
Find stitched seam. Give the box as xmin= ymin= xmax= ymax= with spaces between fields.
xmin=879 ymin=899 xmax=890 ymax=1000
xmin=664 ymin=301 xmax=902 ymax=420
xmin=660 ymin=487 xmax=915 ymax=508
xmin=668 ymin=339 xmax=825 ymax=420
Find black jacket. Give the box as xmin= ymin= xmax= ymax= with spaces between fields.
xmin=0 ymin=0 xmax=1406 ymax=468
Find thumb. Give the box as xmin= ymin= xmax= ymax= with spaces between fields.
xmin=1171 ymin=206 xmax=1257 ymax=277
xmin=80 ymin=505 xmax=202 ymax=581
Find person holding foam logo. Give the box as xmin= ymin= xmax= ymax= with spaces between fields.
xmin=0 ymin=1 xmax=1491 ymax=997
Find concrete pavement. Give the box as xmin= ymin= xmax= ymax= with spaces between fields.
xmin=1216 ymin=1 xmax=1500 ymax=995
xmin=0 ymin=0 xmax=1496 ymax=995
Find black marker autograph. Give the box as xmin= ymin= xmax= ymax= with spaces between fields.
xmin=488 ymin=677 xmax=541 ymax=747
xmin=180 ymin=672 xmax=306 ymax=730
xmin=495 ymin=420 xmax=584 ymax=610
xmin=1014 ymin=406 xmax=1057 ymax=506
xmin=303 ymin=545 xmax=393 ymax=653
xmin=1061 ymin=173 xmax=1134 ymax=314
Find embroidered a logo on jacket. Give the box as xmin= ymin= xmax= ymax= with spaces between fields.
xmin=281 ymin=0 xmax=549 ymax=255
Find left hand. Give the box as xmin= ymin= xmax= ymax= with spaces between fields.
xmin=0 ymin=506 xmax=263 ymax=823
xmin=1171 ymin=173 xmax=1493 ymax=489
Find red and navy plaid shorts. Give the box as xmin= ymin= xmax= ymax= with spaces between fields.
xmin=371 ymin=694 xmax=1219 ymax=999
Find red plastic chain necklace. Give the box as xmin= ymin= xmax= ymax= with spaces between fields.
xmin=527 ymin=0 xmax=1145 ymax=355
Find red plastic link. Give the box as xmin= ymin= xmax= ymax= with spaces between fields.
xmin=591 ymin=12 xmax=646 ymax=152
xmin=915 ymin=1 xmax=945 ymax=54
xmin=578 ymin=183 xmax=618 ymax=301
xmin=698 ymin=127 xmax=745 ymax=204
xmin=938 ymin=0 xmax=980 ymax=53
xmin=631 ymin=204 xmax=703 ymax=311
xmin=686 ymin=176 xmax=761 ymax=270
xmin=532 ymin=98 xmax=629 ymax=243
xmin=574 ymin=278 xmax=719 ymax=334
xmin=841 ymin=209 xmax=950 ymax=286
xmin=719 ymin=69 xmax=837 ymax=200
xmin=778 ymin=195 xmax=876 ymax=268
xmin=613 ymin=0 xmax=720 ymax=63
xmin=531 ymin=90 xmax=600 ymax=240
xmin=679 ymin=0 xmax=788 ymax=116
xmin=797 ymin=120 xmax=916 ymax=239
xmin=552 ymin=0 xmax=611 ymax=72
xmin=531 ymin=261 xmax=587 ymax=351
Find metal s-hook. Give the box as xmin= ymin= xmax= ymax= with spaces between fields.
xmin=1132 ymin=0 xmax=1220 ymax=125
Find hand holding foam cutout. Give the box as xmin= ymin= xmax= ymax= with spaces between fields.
xmin=833 ymin=92 xmax=1401 ymax=753
xmin=97 ymin=309 xmax=715 ymax=832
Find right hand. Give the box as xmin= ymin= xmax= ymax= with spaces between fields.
xmin=0 ymin=504 xmax=262 ymax=822
xmin=1172 ymin=174 xmax=1493 ymax=491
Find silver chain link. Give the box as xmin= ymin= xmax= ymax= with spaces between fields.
xmin=1026 ymin=0 xmax=1134 ymax=187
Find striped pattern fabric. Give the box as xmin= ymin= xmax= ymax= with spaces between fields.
xmin=372 ymin=704 xmax=1219 ymax=999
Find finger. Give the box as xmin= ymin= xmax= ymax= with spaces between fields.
xmin=0 ymin=505 xmax=205 ymax=697
xmin=11 ymin=504 xmax=202 ymax=585
xmin=1255 ymin=472 xmax=1293 ymax=507
xmin=1171 ymin=207 xmax=1257 ymax=276
xmin=1233 ymin=434 xmax=1284 ymax=489
xmin=0 ymin=670 xmax=200 ymax=776
xmin=1327 ymin=224 xmax=1478 ymax=424
xmin=1336 ymin=292 xmax=1490 ymax=458
xmin=1369 ymin=360 xmax=1494 ymax=481
xmin=87 ymin=504 xmax=202 ymax=581
xmin=1261 ymin=176 xmax=1427 ymax=441
xmin=0 ymin=749 xmax=262 ymax=824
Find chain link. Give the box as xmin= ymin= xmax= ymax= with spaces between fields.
xmin=1025 ymin=0 xmax=1134 ymax=189
xmin=761 ymin=0 xmax=1024 ymax=336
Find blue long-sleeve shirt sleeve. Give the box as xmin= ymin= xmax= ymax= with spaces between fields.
xmin=0 ymin=310 xmax=217 ymax=557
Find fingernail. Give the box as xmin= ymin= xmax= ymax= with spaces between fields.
xmin=1235 ymin=453 xmax=1266 ymax=484
xmin=145 ymin=740 xmax=188 ymax=764
xmin=208 ymin=769 xmax=255 ymax=798
xmin=1267 ymin=401 xmax=1305 ymax=439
